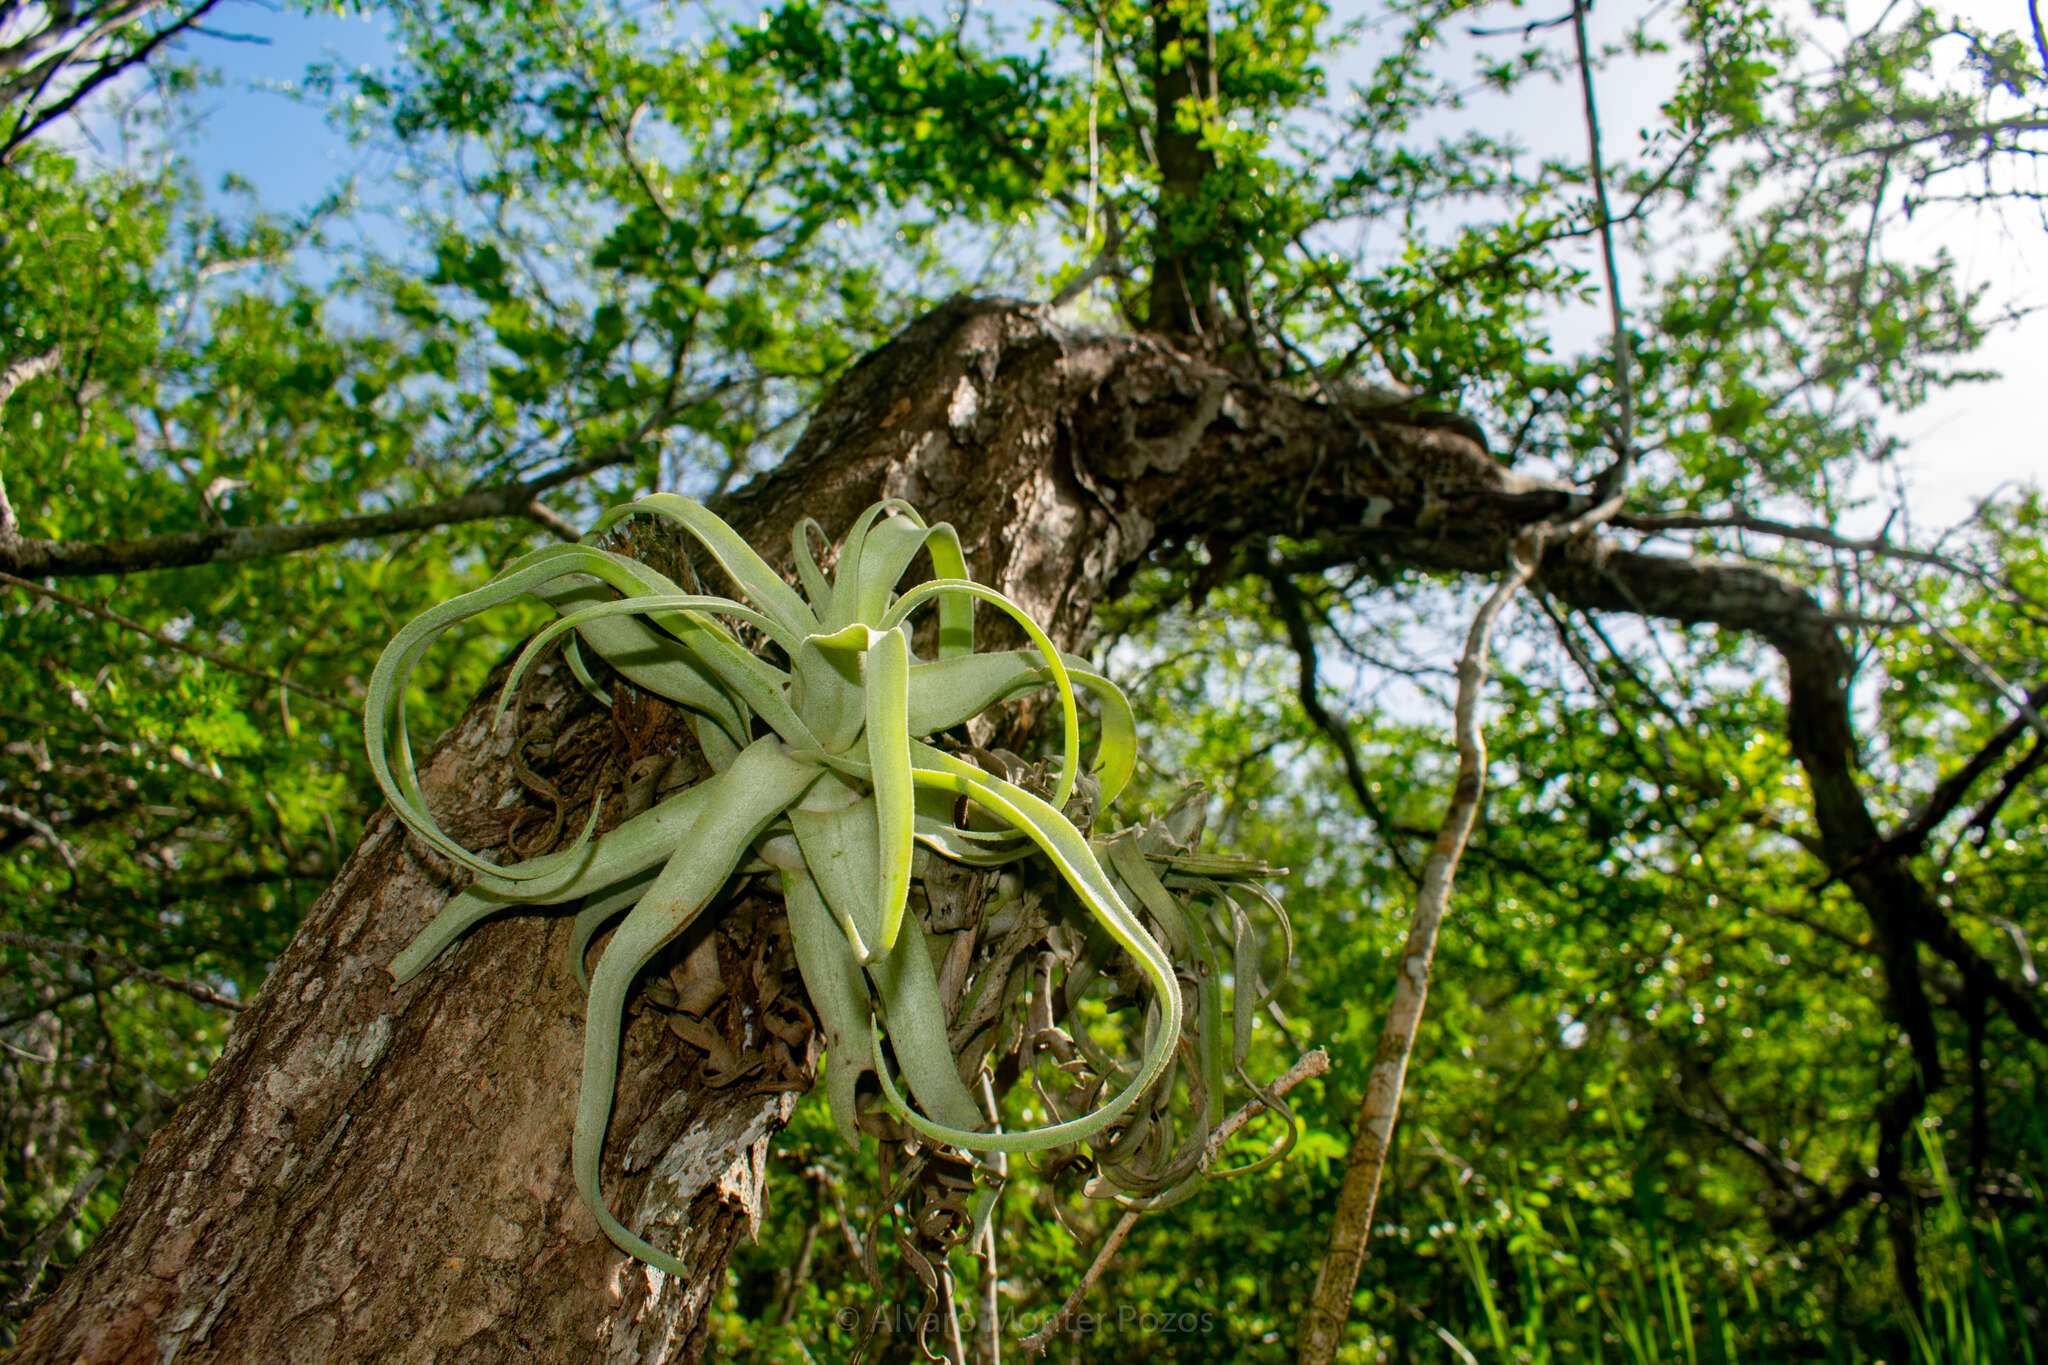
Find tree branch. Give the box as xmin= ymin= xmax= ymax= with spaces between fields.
xmin=0 ymin=346 xmax=62 ymax=548
xmin=0 ymin=570 xmax=361 ymax=716
xmin=0 ymin=443 xmax=635 ymax=579
xmin=1265 ymin=571 xmax=1420 ymax=884
xmin=1845 ymin=114 xmax=2048 ymax=161
xmin=0 ymin=931 xmax=245 ymax=1012
xmin=0 ymin=0 xmax=227 ymax=164
xmin=1886 ymin=682 xmax=2048 ymax=858
xmin=0 ymin=803 xmax=79 ymax=878
xmin=1614 ymin=508 xmax=2001 ymax=579
xmin=1146 ymin=0 xmax=1221 ymax=336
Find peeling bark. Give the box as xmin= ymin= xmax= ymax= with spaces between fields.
xmin=13 ymin=297 xmax=2019 ymax=1359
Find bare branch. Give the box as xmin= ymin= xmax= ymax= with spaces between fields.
xmin=0 ymin=0 xmax=228 ymax=165
xmin=1846 ymin=114 xmax=2048 ymax=162
xmin=0 ymin=803 xmax=79 ymax=877
xmin=0 ymin=570 xmax=361 ymax=716
xmin=1887 ymin=582 xmax=2048 ymax=745
xmin=520 ymin=498 xmax=584 ymax=543
xmin=1048 ymin=205 xmax=1127 ymax=308
xmin=1266 ymin=572 xmax=1419 ymax=884
xmin=1298 ymin=532 xmax=1542 ymax=1365
xmin=0 ymin=441 xmax=637 ymax=579
xmin=1888 ymin=683 xmax=2048 ymax=858
xmin=0 ymin=931 xmax=244 ymax=1012
xmin=1615 ymin=508 xmax=2010 ymax=583
xmin=1949 ymin=742 xmax=2047 ymax=860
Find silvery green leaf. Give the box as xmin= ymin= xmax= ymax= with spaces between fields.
xmin=573 ymin=737 xmax=822 ymax=1276
xmin=867 ymin=911 xmax=984 ymax=1133
xmin=590 ymin=494 xmax=816 ymax=640
xmin=782 ymin=867 xmax=874 ymax=1148
xmin=864 ymin=624 xmax=915 ymax=953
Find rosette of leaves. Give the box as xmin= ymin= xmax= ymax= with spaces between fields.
xmin=366 ymin=496 xmax=1289 ymax=1275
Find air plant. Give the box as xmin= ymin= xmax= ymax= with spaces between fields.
xmin=367 ymin=496 xmax=1290 ymax=1276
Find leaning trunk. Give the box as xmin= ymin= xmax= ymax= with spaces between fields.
xmin=15 ymin=296 xmax=1956 ymax=1361
xmin=7 ymin=298 xmax=1502 ymax=1361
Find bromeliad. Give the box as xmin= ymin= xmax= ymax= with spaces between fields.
xmin=367 ymin=495 xmax=1284 ymax=1274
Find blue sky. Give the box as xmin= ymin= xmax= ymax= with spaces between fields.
xmin=155 ymin=4 xmax=390 ymax=208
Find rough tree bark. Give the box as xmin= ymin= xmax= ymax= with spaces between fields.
xmin=12 ymin=296 xmax=2029 ymax=1361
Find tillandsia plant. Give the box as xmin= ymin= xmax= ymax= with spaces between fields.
xmin=366 ymin=496 xmax=1293 ymax=1276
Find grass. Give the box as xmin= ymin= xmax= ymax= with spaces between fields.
xmin=1406 ymin=1119 xmax=2044 ymax=1365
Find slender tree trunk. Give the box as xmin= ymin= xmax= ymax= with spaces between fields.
xmin=1148 ymin=0 xmax=1222 ymax=337
xmin=1297 ymin=541 xmax=1538 ymax=1365
xmin=10 ymin=297 xmax=2007 ymax=1360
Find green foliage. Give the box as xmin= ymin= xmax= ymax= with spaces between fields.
xmin=3 ymin=0 xmax=2044 ymax=1354
xmin=0 ymin=146 xmax=538 ymax=1310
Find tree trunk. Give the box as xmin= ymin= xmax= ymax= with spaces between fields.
xmin=1148 ymin=0 xmax=1222 ymax=337
xmin=11 ymin=296 xmax=2006 ymax=1360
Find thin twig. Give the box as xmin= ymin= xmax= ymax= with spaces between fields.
xmin=1018 ymin=1048 xmax=1330 ymax=1355
xmin=1888 ymin=682 xmax=2048 ymax=858
xmin=1048 ymin=206 xmax=1126 ymax=308
xmin=1266 ymin=573 xmax=1420 ymax=885
xmin=1842 ymin=114 xmax=2048 ymax=162
xmin=0 ymin=0 xmax=229 ymax=164
xmin=1882 ymin=573 xmax=2048 ymax=744
xmin=1615 ymin=508 xmax=2011 ymax=585
xmin=0 ymin=930 xmax=246 ymax=1012
xmin=1571 ymin=0 xmax=1636 ymax=512
xmin=0 ymin=802 xmax=80 ymax=876
xmin=0 ymin=570 xmax=361 ymax=717
xmin=973 ymin=1072 xmax=1007 ymax=1365
xmin=521 ymin=498 xmax=584 ymax=542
